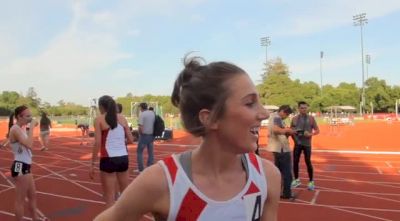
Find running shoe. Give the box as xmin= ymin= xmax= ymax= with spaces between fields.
xmin=291 ymin=179 xmax=301 ymax=188
xmin=308 ymin=181 xmax=315 ymax=191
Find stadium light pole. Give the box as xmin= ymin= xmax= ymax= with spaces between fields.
xmin=353 ymin=13 xmax=368 ymax=115
xmin=366 ymin=54 xmax=371 ymax=79
xmin=260 ymin=36 xmax=271 ymax=65
xmin=320 ymin=51 xmax=324 ymax=96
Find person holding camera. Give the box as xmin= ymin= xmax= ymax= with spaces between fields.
xmin=290 ymin=101 xmax=319 ymax=191
xmin=267 ymin=105 xmax=296 ymax=199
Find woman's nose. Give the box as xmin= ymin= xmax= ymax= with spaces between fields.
xmin=258 ymin=106 xmax=269 ymax=120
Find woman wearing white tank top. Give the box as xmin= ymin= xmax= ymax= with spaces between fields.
xmin=95 ymin=56 xmax=281 ymax=221
xmin=90 ymin=95 xmax=134 ymax=209
xmin=8 ymin=105 xmax=48 ymax=221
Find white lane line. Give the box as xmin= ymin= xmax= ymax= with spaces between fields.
xmin=330 ymin=206 xmax=392 ymax=221
xmin=280 ymin=200 xmax=400 ymax=212
xmin=313 ymin=150 xmax=400 ymax=155
xmin=385 ymin=161 xmax=393 ymax=168
xmin=0 ymin=210 xmax=32 ymax=220
xmin=0 ymin=187 xmax=13 ymax=194
xmin=36 ymin=191 xmax=105 ymax=204
xmin=0 ymin=171 xmax=46 ymax=219
xmin=34 ymin=163 xmax=102 ymax=197
xmin=0 ymin=171 xmax=14 ymax=187
xmin=34 ymin=164 xmax=85 ymax=182
xmin=317 ymin=186 xmax=400 ymax=196
xmin=310 ymin=190 xmax=320 ymax=205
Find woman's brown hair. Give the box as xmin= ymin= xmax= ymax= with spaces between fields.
xmin=171 ymin=55 xmax=246 ymax=137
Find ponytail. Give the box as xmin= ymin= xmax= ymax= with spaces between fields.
xmin=98 ymin=95 xmax=118 ymax=129
xmin=7 ymin=113 xmax=14 ymax=137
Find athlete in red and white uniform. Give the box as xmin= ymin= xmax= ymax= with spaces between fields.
xmin=94 ymin=56 xmax=280 ymax=221
xmin=160 ymin=152 xmax=267 ymax=221
xmin=90 ymin=95 xmax=133 ymax=209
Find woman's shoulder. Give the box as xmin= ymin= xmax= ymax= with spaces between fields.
xmin=260 ymin=158 xmax=281 ymax=181
xmin=9 ymin=125 xmax=19 ymax=133
xmin=94 ymin=163 xmax=170 ymax=220
xmin=136 ymin=163 xmax=169 ymax=190
xmin=117 ymin=114 xmax=128 ymax=122
xmin=94 ymin=114 xmax=106 ymax=124
xmin=8 ymin=125 xmax=22 ymax=140
xmin=120 ymin=163 xmax=169 ymax=213
xmin=95 ymin=114 xmax=105 ymax=120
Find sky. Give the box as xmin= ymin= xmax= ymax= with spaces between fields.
xmin=0 ymin=0 xmax=399 ymax=105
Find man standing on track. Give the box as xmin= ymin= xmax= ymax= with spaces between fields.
xmin=267 ymin=105 xmax=296 ymax=199
xmin=291 ymin=101 xmax=320 ymax=191
xmin=136 ymin=102 xmax=155 ymax=172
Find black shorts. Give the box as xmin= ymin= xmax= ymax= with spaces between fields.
xmin=100 ymin=155 xmax=129 ymax=173
xmin=11 ymin=161 xmax=31 ymax=177
xmin=77 ymin=124 xmax=89 ymax=130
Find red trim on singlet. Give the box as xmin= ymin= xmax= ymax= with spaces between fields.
xmin=163 ymin=156 xmax=178 ymax=185
xmin=100 ymin=129 xmax=110 ymax=158
xmin=244 ymin=182 xmax=260 ymax=196
xmin=249 ymin=153 xmax=261 ymax=174
xmin=176 ymin=188 xmax=207 ymax=221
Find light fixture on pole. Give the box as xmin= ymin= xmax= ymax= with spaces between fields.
xmin=260 ymin=36 xmax=271 ymax=65
xmin=353 ymin=13 xmax=368 ymax=115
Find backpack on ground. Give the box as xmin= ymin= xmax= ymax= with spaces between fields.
xmin=153 ymin=114 xmax=165 ymax=137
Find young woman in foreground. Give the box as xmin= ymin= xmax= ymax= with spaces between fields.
xmin=94 ymin=56 xmax=281 ymax=221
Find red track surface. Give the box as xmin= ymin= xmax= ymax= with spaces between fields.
xmin=0 ymin=121 xmax=399 ymax=220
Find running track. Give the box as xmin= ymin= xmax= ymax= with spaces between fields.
xmin=0 ymin=129 xmax=399 ymax=220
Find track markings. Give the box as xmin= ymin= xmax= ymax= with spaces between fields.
xmin=0 ymin=210 xmax=33 ymax=220
xmin=35 ymin=163 xmax=102 ymax=197
xmin=2 ymin=134 xmax=400 ymax=221
xmin=310 ymin=190 xmax=320 ymax=205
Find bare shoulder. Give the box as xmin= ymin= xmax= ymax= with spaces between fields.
xmin=117 ymin=114 xmax=129 ymax=125
xmin=9 ymin=125 xmax=22 ymax=140
xmin=125 ymin=162 xmax=169 ymax=205
xmin=259 ymin=159 xmax=280 ymax=221
xmin=95 ymin=163 xmax=169 ymax=221
xmin=260 ymin=158 xmax=281 ymax=181
xmin=94 ymin=115 xmax=103 ymax=124
xmin=8 ymin=126 xmax=17 ymax=140
xmin=131 ymin=162 xmax=168 ymax=194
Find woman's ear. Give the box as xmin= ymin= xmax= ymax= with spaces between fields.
xmin=199 ymin=109 xmax=218 ymax=130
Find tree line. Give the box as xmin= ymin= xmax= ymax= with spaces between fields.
xmin=0 ymin=88 xmax=179 ymax=117
xmin=0 ymin=88 xmax=87 ymax=116
xmin=257 ymin=58 xmax=400 ymax=113
xmin=1 ymin=58 xmax=399 ymax=116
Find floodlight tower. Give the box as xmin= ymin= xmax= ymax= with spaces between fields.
xmin=260 ymin=36 xmax=271 ymax=65
xmin=353 ymin=13 xmax=368 ymax=115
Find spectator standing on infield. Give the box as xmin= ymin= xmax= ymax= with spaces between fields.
xmin=291 ymin=101 xmax=319 ymax=191
xmin=136 ymin=102 xmax=155 ymax=172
